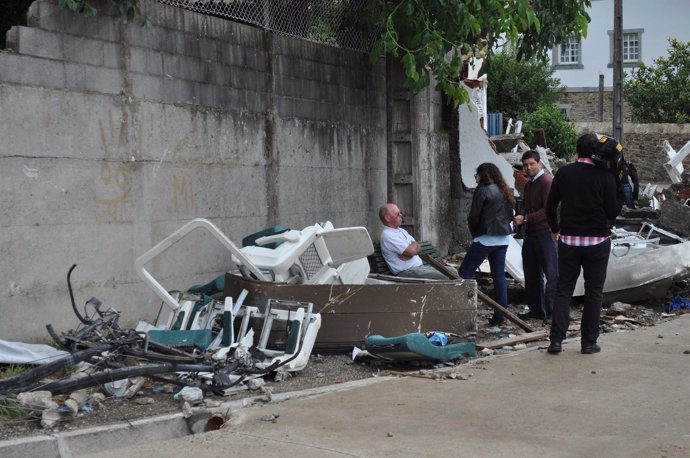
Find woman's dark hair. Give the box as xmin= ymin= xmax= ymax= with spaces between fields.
xmin=476 ymin=162 xmax=515 ymax=205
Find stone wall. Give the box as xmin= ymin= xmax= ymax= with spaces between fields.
xmin=560 ymin=90 xmax=632 ymax=123
xmin=0 ymin=0 xmax=389 ymax=340
xmin=575 ymin=122 xmax=690 ymax=183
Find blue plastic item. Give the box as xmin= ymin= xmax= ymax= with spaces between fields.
xmin=427 ymin=332 xmax=448 ymax=347
xmin=364 ymin=332 xmax=476 ymax=362
xmin=666 ymin=295 xmax=690 ymax=313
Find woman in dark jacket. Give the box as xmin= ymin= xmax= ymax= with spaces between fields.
xmin=459 ymin=162 xmax=515 ymax=325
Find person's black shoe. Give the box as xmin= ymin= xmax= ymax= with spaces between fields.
xmin=488 ymin=316 xmax=506 ymax=326
xmin=518 ymin=311 xmax=544 ymax=321
xmin=581 ymin=343 xmax=601 ymax=354
xmin=547 ymin=341 xmax=562 ymax=354
xmin=542 ymin=315 xmax=552 ymax=326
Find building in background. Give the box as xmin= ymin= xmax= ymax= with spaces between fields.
xmin=551 ymin=0 xmax=690 ymax=122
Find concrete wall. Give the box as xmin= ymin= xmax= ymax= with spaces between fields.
xmin=0 ymin=0 xmax=388 ymax=341
xmin=575 ymin=122 xmax=690 ymax=182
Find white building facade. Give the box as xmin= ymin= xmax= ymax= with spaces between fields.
xmin=551 ymin=0 xmax=690 ymax=122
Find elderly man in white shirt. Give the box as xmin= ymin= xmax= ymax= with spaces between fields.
xmin=378 ymin=203 xmax=452 ymax=280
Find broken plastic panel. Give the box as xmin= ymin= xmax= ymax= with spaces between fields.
xmin=237 ymin=222 xmax=373 ymax=285
xmin=235 ymin=299 xmax=321 ymax=372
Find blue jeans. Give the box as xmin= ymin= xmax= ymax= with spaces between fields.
xmin=522 ymin=232 xmax=558 ymax=318
xmin=458 ymin=242 xmax=508 ymax=322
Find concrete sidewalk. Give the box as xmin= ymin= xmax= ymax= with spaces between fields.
xmin=5 ymin=315 xmax=690 ymax=457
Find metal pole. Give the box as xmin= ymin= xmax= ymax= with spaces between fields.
xmin=613 ymin=0 xmax=623 ymax=142
xmin=598 ymin=74 xmax=605 ymax=122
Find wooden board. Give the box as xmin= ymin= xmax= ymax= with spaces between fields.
xmin=224 ymin=273 xmax=477 ymax=352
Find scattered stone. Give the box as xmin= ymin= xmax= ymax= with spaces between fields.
xmin=501 ymin=345 xmax=514 ymax=351
xmin=125 ymin=377 xmax=147 ymax=399
xmin=40 ymin=408 xmax=61 ymax=429
xmin=260 ymin=413 xmax=278 ymax=422
xmin=609 ymin=302 xmax=632 ymax=314
xmin=204 ymin=399 xmax=222 ymax=408
xmin=134 ymin=397 xmax=155 ymax=405
xmin=174 ymin=386 xmax=204 ymax=404
xmin=68 ymin=389 xmax=90 ymax=406
xmin=89 ymin=393 xmax=106 ymax=405
xmin=181 ymin=401 xmax=193 ymax=418
xmin=255 ymin=386 xmax=272 ymax=403
xmin=683 ymin=350 xmax=690 ymax=354
xmin=591 ymin=371 xmax=597 ymax=374
xmin=316 ymin=372 xmax=325 ymax=378
xmin=658 ymin=334 xmax=664 ymax=339
xmin=247 ymin=378 xmax=266 ymax=390
xmin=387 ymin=432 xmax=394 ymax=437
xmin=63 ymin=399 xmax=80 ymax=415
xmin=274 ymin=371 xmax=293 ymax=383
xmin=447 ymin=373 xmax=471 ymax=381
xmin=18 ymin=391 xmax=56 ymax=411
xmin=480 ymin=348 xmax=495 ymax=356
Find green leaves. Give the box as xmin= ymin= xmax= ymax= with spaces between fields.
xmin=402 ymin=53 xmax=419 ymax=82
xmin=523 ymin=104 xmax=578 ymax=160
xmin=486 ymin=49 xmax=563 ymax=120
xmin=625 ymin=39 xmax=690 ymax=123
xmin=58 ymin=0 xmax=146 ymax=23
xmin=369 ymin=0 xmax=590 ymax=107
xmin=58 ymin=0 xmax=97 ymax=16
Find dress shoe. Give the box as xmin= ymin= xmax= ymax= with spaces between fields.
xmin=488 ymin=316 xmax=506 ymax=326
xmin=542 ymin=315 xmax=552 ymax=326
xmin=581 ymin=343 xmax=601 ymax=354
xmin=547 ymin=341 xmax=562 ymax=354
xmin=517 ymin=311 xmax=544 ymax=321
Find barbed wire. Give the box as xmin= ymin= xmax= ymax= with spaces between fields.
xmin=157 ymin=0 xmax=379 ymax=52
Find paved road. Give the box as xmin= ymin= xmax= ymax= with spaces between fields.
xmin=90 ymin=315 xmax=690 ymax=458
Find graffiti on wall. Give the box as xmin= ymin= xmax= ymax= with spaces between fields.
xmin=172 ymin=174 xmax=195 ymax=213
xmin=95 ymin=113 xmax=131 ymax=223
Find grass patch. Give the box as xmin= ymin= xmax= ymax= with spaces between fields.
xmin=0 ymin=395 xmax=24 ymax=420
xmin=0 ymin=364 xmax=30 ymax=380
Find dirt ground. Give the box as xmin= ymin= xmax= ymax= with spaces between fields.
xmin=0 ymin=275 xmax=685 ymax=442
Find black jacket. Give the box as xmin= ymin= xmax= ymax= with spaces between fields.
xmin=468 ymin=183 xmax=513 ymax=238
xmin=546 ymin=162 xmax=623 ymax=237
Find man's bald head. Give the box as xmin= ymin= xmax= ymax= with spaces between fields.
xmin=379 ymin=203 xmax=402 ymax=228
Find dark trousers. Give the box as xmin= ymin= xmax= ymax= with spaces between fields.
xmin=459 ymin=242 xmax=508 ymax=321
xmin=550 ymin=239 xmax=610 ymax=346
xmin=522 ymin=232 xmax=558 ymax=318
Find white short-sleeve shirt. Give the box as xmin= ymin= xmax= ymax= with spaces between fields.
xmin=380 ymin=226 xmax=423 ymax=274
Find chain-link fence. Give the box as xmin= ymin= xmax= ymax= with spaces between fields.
xmin=157 ymin=0 xmax=379 ymax=52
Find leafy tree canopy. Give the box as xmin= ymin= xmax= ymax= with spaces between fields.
xmin=368 ymin=0 xmax=591 ymax=107
xmin=58 ymin=0 xmax=150 ymax=26
xmin=485 ymin=49 xmax=563 ymax=120
xmin=523 ymin=104 xmax=578 ymax=160
xmin=624 ymin=38 xmax=690 ymax=123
